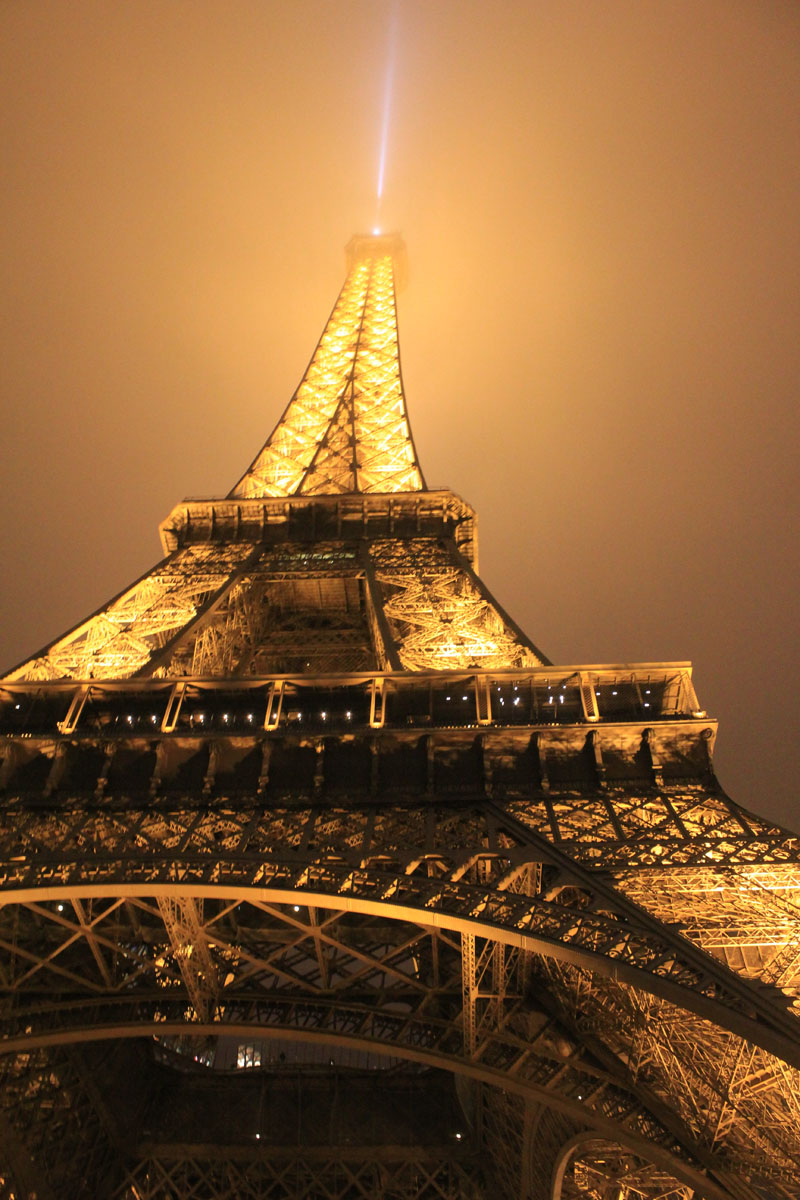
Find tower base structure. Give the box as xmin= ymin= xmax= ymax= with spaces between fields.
xmin=2 ymin=644 xmax=798 ymax=1198
xmin=1 ymin=236 xmax=798 ymax=1199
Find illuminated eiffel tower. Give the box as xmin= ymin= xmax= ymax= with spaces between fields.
xmin=1 ymin=233 xmax=799 ymax=1200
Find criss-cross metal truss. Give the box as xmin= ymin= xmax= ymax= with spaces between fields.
xmin=230 ymin=233 xmax=424 ymax=499
xmin=1 ymin=234 xmax=798 ymax=1199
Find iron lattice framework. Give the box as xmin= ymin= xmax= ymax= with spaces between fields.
xmin=1 ymin=234 xmax=798 ymax=1200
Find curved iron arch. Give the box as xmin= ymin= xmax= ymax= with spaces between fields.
xmin=0 ymin=1009 xmax=736 ymax=1200
xmin=3 ymin=876 xmax=798 ymax=1070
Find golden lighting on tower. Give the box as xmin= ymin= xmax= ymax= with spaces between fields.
xmin=231 ymin=236 xmax=423 ymax=499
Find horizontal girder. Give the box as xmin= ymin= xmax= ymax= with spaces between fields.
xmin=0 ymin=861 xmax=797 ymax=1067
xmin=2 ymin=877 xmax=796 ymax=1192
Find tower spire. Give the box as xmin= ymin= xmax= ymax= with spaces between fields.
xmin=230 ymin=232 xmax=425 ymax=498
xmin=2 ymin=233 xmax=545 ymax=682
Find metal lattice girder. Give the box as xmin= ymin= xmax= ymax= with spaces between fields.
xmin=557 ymin=1138 xmax=696 ymax=1200
xmin=478 ymin=1098 xmax=694 ymax=1200
xmin=0 ymin=852 xmax=787 ymax=1187
xmin=370 ymin=539 xmax=544 ymax=670
xmin=461 ymin=933 xmax=523 ymax=1058
xmin=533 ymin=957 xmax=800 ymax=1195
xmin=479 ymin=1086 xmax=531 ymax=1198
xmin=156 ymin=896 xmax=219 ymax=1022
xmin=178 ymin=570 xmax=377 ymax=677
xmin=230 ymin=237 xmax=424 ymax=499
xmin=113 ymin=1155 xmax=484 ymax=1200
xmin=0 ymin=891 xmax=797 ymax=1195
xmin=1 ymin=522 xmax=550 ymax=681
xmin=0 ymin=798 xmax=797 ymax=1064
xmin=504 ymin=788 xmax=800 ymax=871
xmin=3 ymin=544 xmax=259 ymax=684
xmin=1 ymin=792 xmax=798 ymax=1193
xmin=613 ymin=863 xmax=800 ymax=999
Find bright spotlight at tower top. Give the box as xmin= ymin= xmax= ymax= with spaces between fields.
xmin=346 ymin=231 xmax=408 ymax=290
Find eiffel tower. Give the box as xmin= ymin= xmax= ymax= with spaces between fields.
xmin=1 ymin=232 xmax=798 ymax=1200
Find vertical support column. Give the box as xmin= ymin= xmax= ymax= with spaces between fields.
xmin=642 ymin=728 xmax=664 ymax=787
xmin=265 ymin=680 xmax=285 ymax=730
xmin=369 ymin=677 xmax=386 ymax=728
xmin=588 ymin=729 xmax=606 ymax=789
xmin=258 ymin=740 xmax=272 ymax=794
xmin=462 ymin=931 xmax=477 ymax=1056
xmin=492 ymin=941 xmax=507 ymax=1026
xmin=361 ymin=545 xmax=402 ymax=671
xmin=474 ymin=675 xmax=493 ymax=725
xmin=161 ymin=681 xmax=186 ymax=733
xmin=313 ymin=739 xmax=326 ymax=794
xmin=579 ymin=674 xmax=599 ymax=722
xmin=156 ymin=897 xmax=219 ymax=1023
xmin=462 ymin=935 xmax=518 ymax=1059
xmin=56 ymin=684 xmax=91 ymax=734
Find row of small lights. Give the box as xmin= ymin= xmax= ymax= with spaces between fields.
xmin=113 ymin=697 xmax=657 ymax=722
xmin=14 ymin=685 xmax=658 ymax=728
xmin=104 ymin=709 xmax=364 ymax=725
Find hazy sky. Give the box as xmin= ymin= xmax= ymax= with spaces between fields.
xmin=1 ymin=1 xmax=798 ymax=828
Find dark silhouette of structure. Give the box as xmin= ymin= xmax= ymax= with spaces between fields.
xmin=1 ymin=234 xmax=798 ymax=1199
